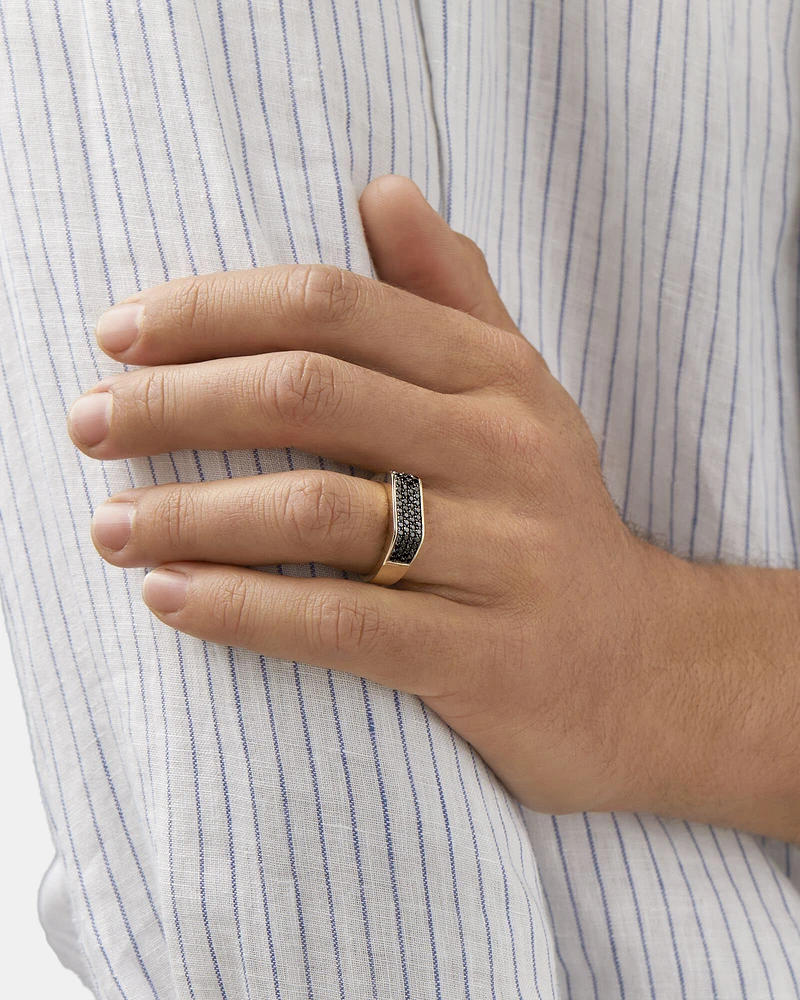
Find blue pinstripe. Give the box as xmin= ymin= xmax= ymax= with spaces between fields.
xmin=634 ymin=814 xmax=686 ymax=999
xmin=670 ymin=0 xmax=712 ymax=551
xmin=394 ymin=692 xmax=441 ymax=999
xmin=599 ymin=0 xmax=633 ymax=469
xmin=756 ymin=0 xmax=775 ymax=564
xmin=294 ymin=663 xmax=347 ymax=1000
xmin=422 ymin=703 xmax=472 ymax=997
xmin=260 ymin=656 xmax=318 ymax=1000
xmin=655 ymin=818 xmax=719 ymax=999
xmin=307 ymin=0 xmax=354 ymax=270
xmin=0 ymin=304 xmax=128 ymax=995
xmin=692 ymin=0 xmax=733 ymax=559
xmin=622 ymin=0 xmax=665 ymax=519
xmin=611 ymin=813 xmax=656 ymax=998
xmin=552 ymin=816 xmax=599 ymax=1000
xmin=0 ymin=37 xmax=165 ymax=972
xmin=578 ymin=0 xmax=610 ymax=412
xmin=449 ymin=732 xmax=497 ymax=1000
xmin=228 ymin=646 xmax=285 ymax=1000
xmin=735 ymin=831 xmax=800 ymax=989
xmin=469 ymin=751 xmax=528 ymax=1000
xmin=363 ymin=679 xmax=412 ymax=999
xmin=583 ymin=815 xmax=626 ymax=999
xmin=770 ymin=0 xmax=798 ymax=564
xmin=713 ymin=827 xmax=775 ymax=998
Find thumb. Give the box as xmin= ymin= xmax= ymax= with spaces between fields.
xmin=359 ymin=175 xmax=518 ymax=334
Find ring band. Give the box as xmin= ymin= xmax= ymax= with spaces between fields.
xmin=362 ymin=471 xmax=425 ymax=586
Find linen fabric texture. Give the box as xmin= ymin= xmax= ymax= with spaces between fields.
xmin=1 ymin=1 xmax=799 ymax=997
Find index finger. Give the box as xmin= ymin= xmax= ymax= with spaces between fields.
xmin=93 ymin=264 xmax=533 ymax=396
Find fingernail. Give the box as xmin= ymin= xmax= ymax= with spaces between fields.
xmin=68 ymin=392 xmax=113 ymax=447
xmin=91 ymin=502 xmax=135 ymax=551
xmin=142 ymin=567 xmax=189 ymax=614
xmin=95 ymin=302 xmax=144 ymax=353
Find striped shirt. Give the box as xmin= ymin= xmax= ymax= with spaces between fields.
xmin=0 ymin=0 xmax=798 ymax=996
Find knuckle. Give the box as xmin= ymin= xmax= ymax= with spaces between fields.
xmin=133 ymin=368 xmax=174 ymax=433
xmin=268 ymin=351 xmax=349 ymax=426
xmin=505 ymin=416 xmax=550 ymax=465
xmin=493 ymin=330 xmax=547 ymax=395
xmin=169 ymin=274 xmax=216 ymax=333
xmin=469 ymin=403 xmax=550 ymax=469
xmin=279 ymin=474 xmax=354 ymax=544
xmin=314 ymin=593 xmax=386 ymax=659
xmin=152 ymin=487 xmax=199 ymax=549
xmin=458 ymin=232 xmax=488 ymax=269
xmin=212 ymin=572 xmax=254 ymax=642
xmin=282 ymin=263 xmax=364 ymax=328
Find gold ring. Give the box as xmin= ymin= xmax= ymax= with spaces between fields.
xmin=362 ymin=471 xmax=425 ymax=586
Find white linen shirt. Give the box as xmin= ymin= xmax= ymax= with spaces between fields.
xmin=0 ymin=0 xmax=799 ymax=997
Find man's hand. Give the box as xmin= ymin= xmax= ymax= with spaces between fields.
xmin=65 ymin=175 xmax=800 ymax=841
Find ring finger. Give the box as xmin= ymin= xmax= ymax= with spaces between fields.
xmin=90 ymin=470 xmax=484 ymax=591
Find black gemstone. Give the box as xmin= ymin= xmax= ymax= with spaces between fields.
xmin=388 ymin=473 xmax=423 ymax=564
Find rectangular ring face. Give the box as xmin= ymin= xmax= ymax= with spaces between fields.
xmin=388 ymin=472 xmax=424 ymax=565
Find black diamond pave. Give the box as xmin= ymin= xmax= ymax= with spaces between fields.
xmin=388 ymin=472 xmax=424 ymax=564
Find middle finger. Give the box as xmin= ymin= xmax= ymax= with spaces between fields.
xmin=68 ymin=350 xmax=473 ymax=483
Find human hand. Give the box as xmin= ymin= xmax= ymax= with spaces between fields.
xmin=66 ymin=175 xmax=688 ymax=818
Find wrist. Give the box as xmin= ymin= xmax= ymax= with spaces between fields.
xmin=621 ymin=543 xmax=800 ymax=841
xmin=604 ymin=538 xmax=696 ymax=816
